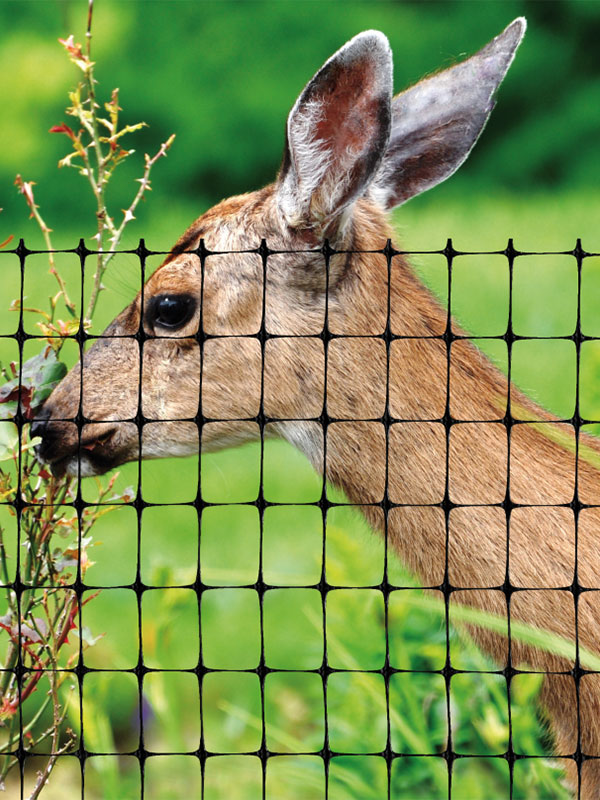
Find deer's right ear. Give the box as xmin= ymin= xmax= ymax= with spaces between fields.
xmin=276 ymin=30 xmax=393 ymax=239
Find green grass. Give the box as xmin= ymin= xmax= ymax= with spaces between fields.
xmin=1 ymin=191 xmax=594 ymax=798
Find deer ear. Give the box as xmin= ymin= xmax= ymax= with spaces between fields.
xmin=277 ymin=30 xmax=393 ymax=238
xmin=368 ymin=17 xmax=526 ymax=210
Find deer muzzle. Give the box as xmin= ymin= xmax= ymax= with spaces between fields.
xmin=31 ymin=411 xmax=137 ymax=478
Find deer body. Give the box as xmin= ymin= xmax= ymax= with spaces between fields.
xmin=33 ymin=18 xmax=600 ymax=796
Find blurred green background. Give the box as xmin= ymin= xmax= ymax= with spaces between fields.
xmin=0 ymin=0 xmax=599 ymax=250
xmin=1 ymin=0 xmax=599 ymax=798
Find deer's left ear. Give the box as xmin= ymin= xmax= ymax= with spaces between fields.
xmin=368 ymin=17 xmax=526 ymax=210
xmin=277 ymin=30 xmax=393 ymax=239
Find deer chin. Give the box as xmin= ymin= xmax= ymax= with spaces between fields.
xmin=43 ymin=440 xmax=131 ymax=479
xmin=51 ymin=452 xmax=111 ymax=479
xmin=34 ymin=422 xmax=139 ymax=479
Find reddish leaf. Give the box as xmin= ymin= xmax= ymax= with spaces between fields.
xmin=0 ymin=386 xmax=19 ymax=404
xmin=0 ymin=696 xmax=17 ymax=719
xmin=58 ymin=35 xmax=83 ymax=60
xmin=49 ymin=123 xmax=75 ymax=140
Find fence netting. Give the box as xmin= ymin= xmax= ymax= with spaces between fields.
xmin=0 ymin=237 xmax=598 ymax=799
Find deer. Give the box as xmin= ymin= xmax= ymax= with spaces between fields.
xmin=30 ymin=17 xmax=600 ymax=796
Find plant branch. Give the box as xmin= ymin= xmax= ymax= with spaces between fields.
xmin=85 ymin=132 xmax=175 ymax=320
xmin=26 ymin=729 xmax=76 ymax=800
xmin=0 ymin=2 xmax=172 ymax=791
xmin=14 ymin=177 xmax=76 ymax=319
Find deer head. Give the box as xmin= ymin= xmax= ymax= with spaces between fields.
xmin=33 ymin=19 xmax=526 ymax=479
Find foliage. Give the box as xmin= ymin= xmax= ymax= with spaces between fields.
xmin=0 ymin=378 xmax=132 ymax=796
xmin=13 ymin=21 xmax=174 ymax=325
xmin=0 ymin=2 xmax=172 ymax=796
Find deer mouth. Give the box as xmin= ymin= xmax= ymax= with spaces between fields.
xmin=47 ymin=434 xmax=119 ymax=478
xmin=34 ymin=424 xmax=126 ymax=479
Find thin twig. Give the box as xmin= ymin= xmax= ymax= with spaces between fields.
xmin=26 ymin=730 xmax=76 ymax=800
xmin=14 ymin=177 xmax=76 ymax=318
xmin=85 ymin=132 xmax=175 ymax=320
xmin=82 ymin=0 xmax=111 ymax=323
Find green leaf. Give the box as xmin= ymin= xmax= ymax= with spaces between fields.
xmin=0 ymin=401 xmax=16 ymax=421
xmin=0 ymin=349 xmax=67 ymax=419
xmin=0 ymin=423 xmax=18 ymax=461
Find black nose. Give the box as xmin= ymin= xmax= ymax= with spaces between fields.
xmin=30 ymin=408 xmax=51 ymax=441
xmin=30 ymin=409 xmax=55 ymax=462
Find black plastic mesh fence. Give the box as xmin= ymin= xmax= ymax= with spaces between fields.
xmin=1 ymin=237 xmax=599 ymax=799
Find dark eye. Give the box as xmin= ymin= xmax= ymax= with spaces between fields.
xmin=148 ymin=294 xmax=196 ymax=330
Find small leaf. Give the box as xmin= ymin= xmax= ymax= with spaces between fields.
xmin=0 ymin=401 xmax=16 ymax=421
xmin=68 ymin=85 xmax=82 ymax=108
xmin=0 ymin=424 xmax=18 ymax=461
xmin=0 ymin=386 xmax=20 ymax=404
xmin=58 ymin=35 xmax=93 ymax=72
xmin=49 ymin=123 xmax=75 ymax=140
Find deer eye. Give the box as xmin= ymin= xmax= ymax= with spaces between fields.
xmin=148 ymin=294 xmax=196 ymax=330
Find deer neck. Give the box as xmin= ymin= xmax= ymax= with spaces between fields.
xmin=271 ymin=221 xmax=458 ymax=584
xmin=273 ymin=230 xmax=600 ymax=591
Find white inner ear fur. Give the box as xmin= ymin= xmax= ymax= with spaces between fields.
xmin=278 ymin=30 xmax=393 ymax=234
xmin=279 ymin=97 xmax=333 ymax=229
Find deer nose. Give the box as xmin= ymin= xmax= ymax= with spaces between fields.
xmin=29 ymin=408 xmax=60 ymax=463
xmin=30 ymin=410 xmax=50 ymax=441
